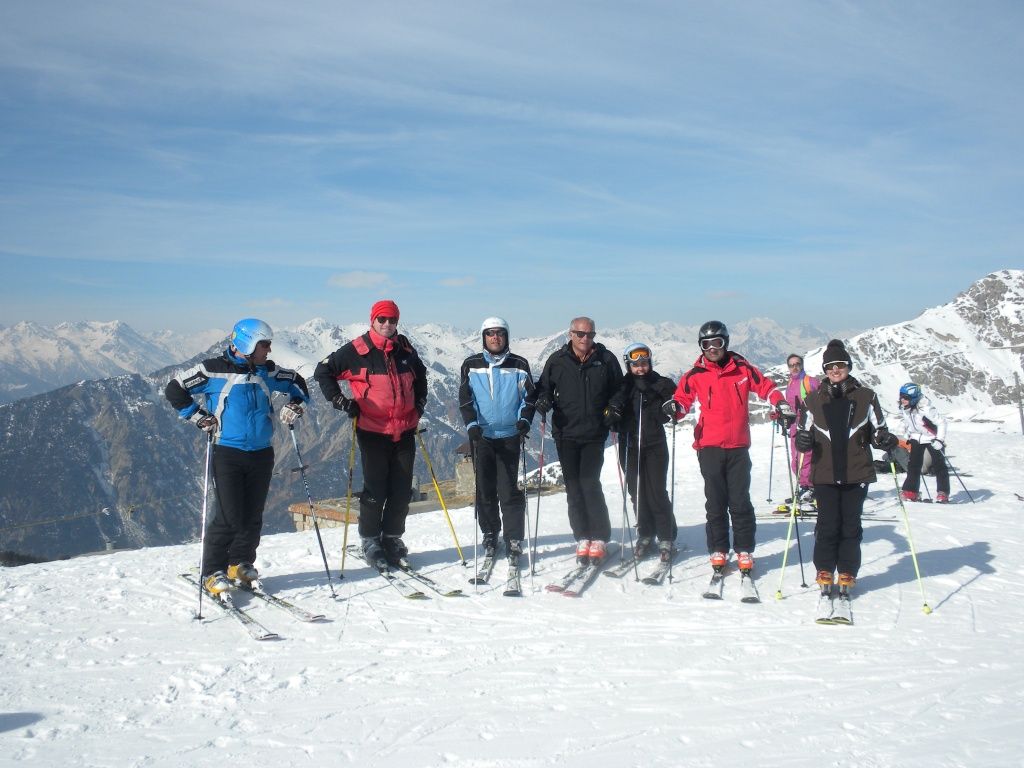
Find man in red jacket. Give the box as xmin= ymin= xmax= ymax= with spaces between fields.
xmin=314 ymin=299 xmax=428 ymax=567
xmin=665 ymin=321 xmax=793 ymax=575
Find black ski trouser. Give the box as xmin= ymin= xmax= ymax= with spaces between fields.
xmin=203 ymin=445 xmax=275 ymax=576
xmin=812 ymin=482 xmax=867 ymax=577
xmin=473 ymin=435 xmax=526 ymax=543
xmin=619 ymin=437 xmax=677 ymax=543
xmin=356 ymin=429 xmax=416 ymax=539
xmin=556 ymin=438 xmax=611 ymax=542
xmin=902 ymin=441 xmax=950 ymax=496
xmin=696 ymin=446 xmax=756 ymax=554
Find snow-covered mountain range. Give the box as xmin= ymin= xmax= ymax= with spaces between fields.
xmin=1 ymin=270 xmax=1021 ymax=563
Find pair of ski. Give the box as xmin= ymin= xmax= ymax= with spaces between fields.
xmin=469 ymin=553 xmax=523 ymax=597
xmin=815 ymin=588 xmax=853 ymax=625
xmin=603 ymin=544 xmax=686 ymax=585
xmin=345 ymin=545 xmax=464 ymax=600
xmin=545 ymin=543 xmax=620 ymax=597
xmin=180 ymin=573 xmax=326 ymax=642
xmin=702 ymin=566 xmax=760 ymax=603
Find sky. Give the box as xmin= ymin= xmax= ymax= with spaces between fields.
xmin=1 ymin=1 xmax=1021 ymax=336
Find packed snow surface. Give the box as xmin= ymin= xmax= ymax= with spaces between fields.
xmin=2 ymin=424 xmax=1022 ymax=767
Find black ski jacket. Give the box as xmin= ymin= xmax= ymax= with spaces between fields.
xmin=536 ymin=342 xmax=623 ymax=442
xmin=608 ymin=371 xmax=677 ymax=448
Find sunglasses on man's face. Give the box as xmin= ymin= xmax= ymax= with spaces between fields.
xmin=256 ymin=340 xmax=271 ymax=349
xmin=484 ymin=329 xmax=507 ymax=338
xmin=700 ymin=338 xmax=725 ymax=350
xmin=570 ymin=330 xmax=596 ymax=339
xmin=787 ymin=362 xmax=802 ymax=369
xmin=375 ymin=316 xmax=399 ymax=325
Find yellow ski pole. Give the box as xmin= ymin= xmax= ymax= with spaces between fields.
xmin=889 ymin=454 xmax=932 ymax=614
xmin=339 ymin=416 xmax=358 ymax=576
xmin=416 ymin=428 xmax=466 ymax=565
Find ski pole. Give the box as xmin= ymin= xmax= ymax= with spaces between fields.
xmin=941 ymin=448 xmax=975 ymax=503
xmin=632 ymin=400 xmax=644 ymax=579
xmin=889 ymin=453 xmax=932 ymax=614
xmin=471 ymin=440 xmax=479 ymax=593
xmin=416 ymin=428 xmax=466 ymax=565
xmin=668 ymin=418 xmax=677 ymax=584
xmin=195 ymin=432 xmax=214 ymax=620
xmin=338 ymin=416 xmax=358 ymax=578
xmin=521 ymin=436 xmax=535 ymax=593
xmin=531 ymin=417 xmax=546 ymax=574
xmin=767 ymin=418 xmax=777 ymax=502
xmin=288 ymin=425 xmax=337 ymax=598
xmin=775 ymin=423 xmax=808 ymax=599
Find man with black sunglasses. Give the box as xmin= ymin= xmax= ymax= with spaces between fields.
xmin=534 ymin=317 xmax=623 ymax=565
xmin=314 ymin=299 xmax=427 ymax=568
xmin=664 ymin=320 xmax=792 ymax=580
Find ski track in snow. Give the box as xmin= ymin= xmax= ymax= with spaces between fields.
xmin=1 ymin=427 xmax=1022 ymax=767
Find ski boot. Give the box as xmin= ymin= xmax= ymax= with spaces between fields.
xmin=506 ymin=539 xmax=523 ymax=567
xmin=658 ymin=540 xmax=675 ymax=563
xmin=588 ymin=540 xmax=607 ymax=563
xmin=227 ymin=562 xmax=258 ymax=585
xmin=576 ymin=539 xmax=591 ymax=565
xmin=901 ymin=490 xmax=919 ymax=502
xmin=482 ymin=532 xmax=499 ymax=559
xmin=736 ymin=551 xmax=754 ymax=573
xmin=203 ymin=570 xmax=232 ymax=595
xmin=816 ymin=570 xmax=835 ymax=595
xmin=382 ymin=535 xmax=409 ymax=566
xmin=935 ymin=492 xmax=949 ymax=503
xmin=361 ymin=536 xmax=385 ymax=567
xmin=633 ymin=537 xmax=653 ymax=559
xmin=710 ymin=551 xmax=728 ymax=573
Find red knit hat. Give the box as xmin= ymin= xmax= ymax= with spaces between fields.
xmin=370 ymin=299 xmax=400 ymax=324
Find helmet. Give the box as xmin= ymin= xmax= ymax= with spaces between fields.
xmin=623 ymin=342 xmax=652 ymax=367
xmin=480 ymin=316 xmax=510 ymax=353
xmin=230 ymin=318 xmax=273 ymax=355
xmin=899 ymin=382 xmax=922 ymax=408
xmin=698 ymin=320 xmax=729 ymax=351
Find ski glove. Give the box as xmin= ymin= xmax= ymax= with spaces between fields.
xmin=332 ymin=394 xmax=359 ymax=418
xmin=279 ymin=402 xmax=303 ymax=425
xmin=794 ymin=429 xmax=813 ymax=452
xmin=661 ymin=400 xmax=682 ymax=419
xmin=930 ymin=438 xmax=945 ymax=452
xmin=533 ymin=394 xmax=552 ymax=416
xmin=774 ymin=400 xmax=797 ymax=427
xmin=872 ymin=427 xmax=898 ymax=452
xmin=516 ymin=419 xmax=531 ymax=438
xmin=602 ymin=405 xmax=621 ymax=428
xmin=189 ymin=409 xmax=218 ymax=433
xmin=467 ymin=425 xmax=483 ymax=443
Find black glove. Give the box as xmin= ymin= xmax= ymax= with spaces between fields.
xmin=468 ymin=425 xmax=483 ymax=442
xmin=930 ymin=438 xmax=945 ymax=452
xmin=188 ymin=409 xmax=218 ymax=433
xmin=516 ymin=419 xmax=530 ymax=438
xmin=332 ymin=394 xmax=359 ymax=418
xmin=662 ymin=400 xmax=681 ymax=419
xmin=602 ymin=405 xmax=621 ymax=428
xmin=795 ymin=429 xmax=813 ymax=452
xmin=774 ymin=401 xmax=797 ymax=428
xmin=534 ymin=394 xmax=552 ymax=416
xmin=872 ymin=427 xmax=898 ymax=451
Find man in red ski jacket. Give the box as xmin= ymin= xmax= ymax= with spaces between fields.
xmin=314 ymin=299 xmax=428 ymax=566
xmin=666 ymin=321 xmax=793 ymax=575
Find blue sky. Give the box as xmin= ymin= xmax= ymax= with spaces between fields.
xmin=1 ymin=1 xmax=1020 ymax=337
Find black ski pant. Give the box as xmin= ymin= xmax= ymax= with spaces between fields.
xmin=473 ymin=435 xmax=526 ymax=543
xmin=203 ymin=445 xmax=274 ymax=576
xmin=812 ymin=482 xmax=867 ymax=578
xmin=555 ymin=438 xmax=611 ymax=542
xmin=356 ymin=429 xmax=416 ymax=540
xmin=696 ymin=446 xmax=756 ymax=554
xmin=902 ymin=441 xmax=950 ymax=496
xmin=618 ymin=436 xmax=677 ymax=543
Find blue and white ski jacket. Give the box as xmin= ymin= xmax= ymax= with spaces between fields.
xmin=459 ymin=350 xmax=536 ymax=439
xmin=165 ymin=348 xmax=309 ymax=451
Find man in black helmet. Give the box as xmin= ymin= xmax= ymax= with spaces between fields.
xmin=665 ymin=321 xmax=792 ymax=578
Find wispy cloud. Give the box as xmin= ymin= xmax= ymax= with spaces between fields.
xmin=439 ymin=276 xmax=475 ymax=288
xmin=328 ymin=271 xmax=390 ymax=289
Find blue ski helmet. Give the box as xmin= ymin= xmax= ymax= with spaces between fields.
xmin=623 ymin=342 xmax=652 ymax=367
xmin=899 ymin=382 xmax=922 ymax=407
xmin=231 ymin=318 xmax=273 ymax=355
xmin=698 ymin=320 xmax=729 ymax=351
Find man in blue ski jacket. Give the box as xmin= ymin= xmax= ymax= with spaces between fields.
xmin=165 ymin=318 xmax=309 ymax=594
xmin=458 ymin=317 xmax=536 ymax=562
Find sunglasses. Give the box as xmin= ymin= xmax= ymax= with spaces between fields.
xmin=375 ymin=316 xmax=399 ymax=325
xmin=626 ymin=347 xmax=651 ymax=362
xmin=256 ymin=340 xmax=271 ymax=349
xmin=823 ymin=362 xmax=849 ymax=372
xmin=483 ymin=329 xmax=507 ymax=338
xmin=700 ymin=338 xmax=726 ymax=350
xmin=787 ymin=362 xmax=802 ymax=369
xmin=570 ymin=330 xmax=596 ymax=339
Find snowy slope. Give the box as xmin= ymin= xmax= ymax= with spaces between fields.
xmin=2 ymin=422 xmax=1021 ymax=768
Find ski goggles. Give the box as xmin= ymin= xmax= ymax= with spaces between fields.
xmin=823 ymin=361 xmax=849 ymax=372
xmin=700 ymin=337 xmax=726 ymax=350
xmin=626 ymin=347 xmax=651 ymax=363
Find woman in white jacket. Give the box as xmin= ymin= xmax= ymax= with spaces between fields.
xmin=897 ymin=383 xmax=950 ymax=503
